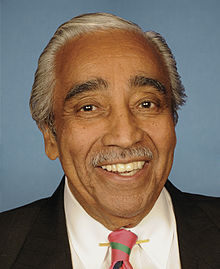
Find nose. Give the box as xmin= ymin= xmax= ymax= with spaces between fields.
xmin=102 ymin=107 xmax=144 ymax=148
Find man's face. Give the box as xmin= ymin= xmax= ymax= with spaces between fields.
xmin=43 ymin=30 xmax=176 ymax=230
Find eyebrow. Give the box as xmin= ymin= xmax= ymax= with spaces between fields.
xmin=65 ymin=78 xmax=108 ymax=102
xmin=130 ymin=75 xmax=167 ymax=94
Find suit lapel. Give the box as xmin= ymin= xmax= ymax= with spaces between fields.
xmin=13 ymin=177 xmax=72 ymax=268
xmin=166 ymin=180 xmax=219 ymax=269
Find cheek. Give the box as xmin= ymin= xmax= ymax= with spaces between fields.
xmin=146 ymin=117 xmax=176 ymax=153
xmin=60 ymin=128 xmax=89 ymax=156
xmin=58 ymin=121 xmax=104 ymax=160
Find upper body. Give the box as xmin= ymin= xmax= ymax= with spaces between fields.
xmin=1 ymin=12 xmax=219 ymax=268
xmin=0 ymin=177 xmax=219 ymax=268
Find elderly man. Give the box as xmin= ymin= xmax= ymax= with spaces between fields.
xmin=0 ymin=13 xmax=219 ymax=269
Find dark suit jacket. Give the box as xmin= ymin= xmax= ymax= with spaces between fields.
xmin=0 ymin=177 xmax=219 ymax=269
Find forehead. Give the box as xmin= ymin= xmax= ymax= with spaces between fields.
xmin=55 ymin=29 xmax=170 ymax=94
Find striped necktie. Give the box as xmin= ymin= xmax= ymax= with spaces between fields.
xmin=108 ymin=229 xmax=137 ymax=269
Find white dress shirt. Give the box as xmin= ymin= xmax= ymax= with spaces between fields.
xmin=64 ymin=177 xmax=182 ymax=269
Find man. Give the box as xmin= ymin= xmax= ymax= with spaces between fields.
xmin=0 ymin=13 xmax=219 ymax=269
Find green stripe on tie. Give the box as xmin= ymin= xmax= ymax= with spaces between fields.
xmin=110 ymin=242 xmax=131 ymax=255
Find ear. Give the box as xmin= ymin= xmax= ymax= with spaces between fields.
xmin=41 ymin=126 xmax=59 ymax=160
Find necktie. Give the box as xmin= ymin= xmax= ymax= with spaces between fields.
xmin=108 ymin=229 xmax=137 ymax=269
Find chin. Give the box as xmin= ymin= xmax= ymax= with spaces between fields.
xmin=104 ymin=200 xmax=150 ymax=219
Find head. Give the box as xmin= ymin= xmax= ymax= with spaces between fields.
xmin=30 ymin=13 xmax=186 ymax=230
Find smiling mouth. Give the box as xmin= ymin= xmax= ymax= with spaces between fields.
xmin=100 ymin=161 xmax=146 ymax=176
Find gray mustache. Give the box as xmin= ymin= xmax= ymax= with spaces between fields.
xmin=91 ymin=147 xmax=153 ymax=167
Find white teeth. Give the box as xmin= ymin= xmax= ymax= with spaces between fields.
xmin=125 ymin=163 xmax=133 ymax=171
xmin=133 ymin=162 xmax=138 ymax=169
xmin=137 ymin=161 xmax=143 ymax=169
xmin=119 ymin=170 xmax=138 ymax=176
xmin=112 ymin=164 xmax=117 ymax=171
xmin=106 ymin=165 xmax=112 ymax=172
xmin=101 ymin=161 xmax=145 ymax=174
xmin=116 ymin=164 xmax=125 ymax=172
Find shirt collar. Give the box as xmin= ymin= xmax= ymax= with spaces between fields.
xmin=64 ymin=177 xmax=110 ymax=268
xmin=130 ymin=187 xmax=175 ymax=268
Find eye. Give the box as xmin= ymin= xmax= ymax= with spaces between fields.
xmin=139 ymin=101 xmax=155 ymax=109
xmin=80 ymin=104 xmax=97 ymax=112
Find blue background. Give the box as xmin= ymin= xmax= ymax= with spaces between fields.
xmin=1 ymin=0 xmax=220 ymax=212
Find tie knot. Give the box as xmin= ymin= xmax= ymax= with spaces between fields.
xmin=108 ymin=229 xmax=137 ymax=268
xmin=108 ymin=229 xmax=137 ymax=251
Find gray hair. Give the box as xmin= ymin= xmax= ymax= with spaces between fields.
xmin=30 ymin=12 xmax=186 ymax=135
xmin=91 ymin=146 xmax=153 ymax=167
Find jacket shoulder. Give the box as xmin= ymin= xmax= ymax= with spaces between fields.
xmin=0 ymin=198 xmax=49 ymax=228
xmin=166 ymin=180 xmax=220 ymax=228
xmin=166 ymin=180 xmax=220 ymax=268
xmin=0 ymin=198 xmax=49 ymax=268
